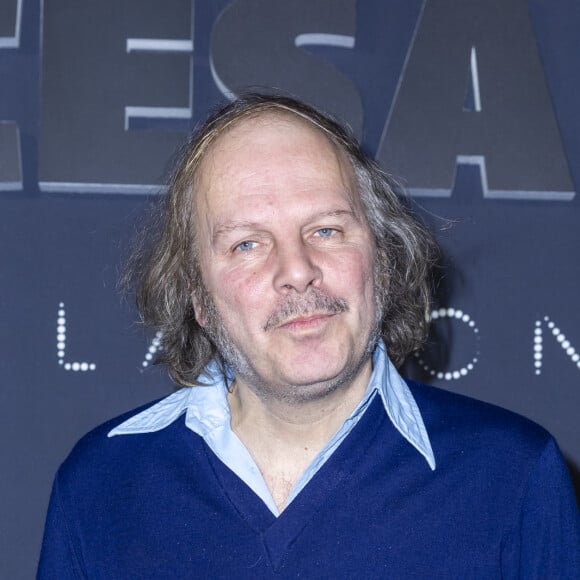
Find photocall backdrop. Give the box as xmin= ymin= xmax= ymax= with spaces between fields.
xmin=1 ymin=0 xmax=579 ymax=576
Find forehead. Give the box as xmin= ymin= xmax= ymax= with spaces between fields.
xmin=202 ymin=110 xmax=347 ymax=162
xmin=194 ymin=112 xmax=359 ymax=216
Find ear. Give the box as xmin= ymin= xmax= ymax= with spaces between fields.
xmin=191 ymin=292 xmax=206 ymax=328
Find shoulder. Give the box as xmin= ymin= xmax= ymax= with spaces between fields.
xmin=407 ymin=379 xmax=550 ymax=441
xmin=405 ymin=381 xmax=580 ymax=573
xmin=403 ymin=380 xmax=574 ymax=515
xmin=405 ymin=379 xmax=554 ymax=468
xmin=56 ymin=394 xmax=180 ymax=491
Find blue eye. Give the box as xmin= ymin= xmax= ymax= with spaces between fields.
xmin=316 ymin=228 xmax=336 ymax=238
xmin=236 ymin=240 xmax=257 ymax=252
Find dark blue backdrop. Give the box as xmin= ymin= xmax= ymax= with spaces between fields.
xmin=1 ymin=1 xmax=579 ymax=577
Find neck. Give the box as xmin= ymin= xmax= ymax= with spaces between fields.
xmin=227 ymin=358 xmax=373 ymax=511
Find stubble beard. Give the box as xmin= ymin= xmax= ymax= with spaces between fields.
xmin=197 ymin=278 xmax=384 ymax=407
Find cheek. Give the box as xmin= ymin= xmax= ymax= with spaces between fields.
xmin=213 ymin=267 xmax=270 ymax=319
xmin=329 ymin=249 xmax=375 ymax=294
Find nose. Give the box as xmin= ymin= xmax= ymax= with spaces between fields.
xmin=272 ymin=238 xmax=322 ymax=294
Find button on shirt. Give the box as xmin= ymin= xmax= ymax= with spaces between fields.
xmin=108 ymin=340 xmax=435 ymax=516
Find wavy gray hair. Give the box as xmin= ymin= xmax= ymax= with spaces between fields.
xmin=126 ymin=93 xmax=438 ymax=386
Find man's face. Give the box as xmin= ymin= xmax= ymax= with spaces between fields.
xmin=193 ymin=114 xmax=379 ymax=404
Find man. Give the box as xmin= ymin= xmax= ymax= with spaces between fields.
xmin=38 ymin=94 xmax=579 ymax=578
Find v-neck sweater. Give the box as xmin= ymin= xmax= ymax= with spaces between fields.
xmin=38 ymin=381 xmax=580 ymax=578
xmin=106 ymin=341 xmax=435 ymax=516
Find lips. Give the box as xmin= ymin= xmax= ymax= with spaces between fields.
xmin=278 ymin=312 xmax=336 ymax=330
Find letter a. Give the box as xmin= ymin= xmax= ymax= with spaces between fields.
xmin=377 ymin=0 xmax=574 ymax=200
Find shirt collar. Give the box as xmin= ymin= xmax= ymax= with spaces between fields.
xmin=108 ymin=341 xmax=436 ymax=471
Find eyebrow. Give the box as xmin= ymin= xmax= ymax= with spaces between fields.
xmin=212 ymin=209 xmax=360 ymax=242
xmin=211 ymin=220 xmax=266 ymax=242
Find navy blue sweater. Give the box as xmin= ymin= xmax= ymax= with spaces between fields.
xmin=38 ymin=381 xmax=580 ymax=578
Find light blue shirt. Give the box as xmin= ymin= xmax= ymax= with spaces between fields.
xmin=109 ymin=340 xmax=435 ymax=516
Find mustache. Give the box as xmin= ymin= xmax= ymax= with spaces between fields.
xmin=263 ymin=289 xmax=348 ymax=331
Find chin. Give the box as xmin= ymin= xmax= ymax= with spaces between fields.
xmin=271 ymin=375 xmax=347 ymax=406
xmin=279 ymin=356 xmax=367 ymax=394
